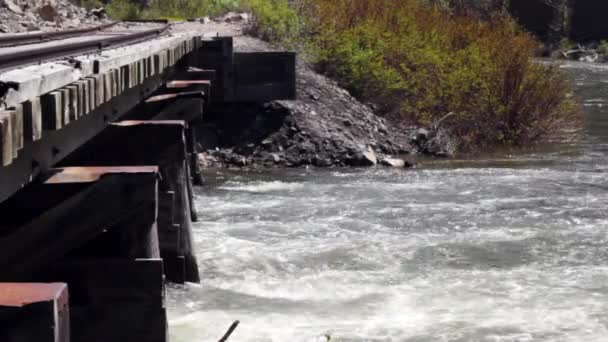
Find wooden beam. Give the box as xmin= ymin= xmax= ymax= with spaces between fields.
xmin=0 ymin=166 xmax=159 ymax=281
xmin=0 ymin=283 xmax=70 ymax=342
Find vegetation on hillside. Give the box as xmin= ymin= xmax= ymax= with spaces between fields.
xmin=101 ymin=0 xmax=581 ymax=151
xmin=95 ymin=0 xmax=242 ymax=20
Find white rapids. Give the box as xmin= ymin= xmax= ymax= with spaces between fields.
xmin=166 ymin=63 xmax=608 ymax=341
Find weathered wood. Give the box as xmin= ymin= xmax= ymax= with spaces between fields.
xmin=60 ymin=88 xmax=71 ymax=126
xmin=22 ymin=97 xmax=43 ymax=143
xmin=66 ymin=86 xmax=78 ymax=122
xmin=0 ymin=113 xmax=12 ymax=166
xmin=39 ymin=259 xmax=166 ymax=342
xmin=0 ymin=283 xmax=70 ymax=342
xmin=9 ymin=106 xmax=23 ymax=158
xmin=121 ymin=65 xmax=130 ymax=92
xmin=103 ymin=71 xmax=112 ymax=103
xmin=90 ymin=74 xmax=104 ymax=108
xmin=86 ymin=78 xmax=95 ymax=112
xmin=233 ymin=52 xmax=297 ymax=102
xmin=40 ymin=259 xmax=163 ymax=306
xmin=187 ymin=126 xmax=204 ymax=186
xmin=79 ymin=80 xmax=90 ymax=115
xmin=113 ymin=68 xmax=120 ymax=96
xmin=76 ymin=81 xmax=85 ymax=117
xmin=41 ymin=91 xmax=63 ymax=130
xmin=71 ymin=303 xmax=166 ymax=342
xmin=0 ymin=166 xmax=159 ymax=281
xmin=139 ymin=60 xmax=145 ymax=85
xmin=59 ymin=122 xmax=200 ymax=284
xmin=158 ymin=191 xmax=178 ymax=251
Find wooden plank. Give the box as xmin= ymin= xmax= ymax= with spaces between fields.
xmin=103 ymin=71 xmax=112 ymax=102
xmin=66 ymin=84 xmax=80 ymax=122
xmin=56 ymin=122 xmax=199 ymax=283
xmin=39 ymin=259 xmax=166 ymax=342
xmin=153 ymin=54 xmax=160 ymax=76
xmin=92 ymin=74 xmax=104 ymax=107
xmin=114 ymin=68 xmax=122 ymax=95
xmin=0 ymin=112 xmax=12 ymax=166
xmin=71 ymin=303 xmax=166 ymax=342
xmin=41 ymin=91 xmax=63 ymax=130
xmin=158 ymin=191 xmax=178 ymax=252
xmin=79 ymin=80 xmax=90 ymax=115
xmin=0 ymin=283 xmax=70 ymax=342
xmin=75 ymin=82 xmax=84 ymax=118
xmin=8 ymin=105 xmax=23 ymax=157
xmin=22 ymin=97 xmax=42 ymax=142
xmin=86 ymin=77 xmax=95 ymax=111
xmin=42 ymin=259 xmax=163 ymax=305
xmin=122 ymin=64 xmax=130 ymax=90
xmin=0 ymin=168 xmax=159 ymax=281
xmin=60 ymin=88 xmax=71 ymax=126
xmin=139 ymin=60 xmax=145 ymax=84
xmin=233 ymin=52 xmax=297 ymax=102
xmin=131 ymin=62 xmax=137 ymax=88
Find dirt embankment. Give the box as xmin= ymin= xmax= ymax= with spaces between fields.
xmin=0 ymin=0 xmax=108 ymax=33
xmin=197 ymin=34 xmax=452 ymax=170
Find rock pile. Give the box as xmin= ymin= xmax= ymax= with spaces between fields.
xmin=0 ymin=0 xmax=109 ymax=33
xmin=197 ymin=36 xmax=441 ymax=170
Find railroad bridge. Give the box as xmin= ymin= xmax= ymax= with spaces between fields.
xmin=0 ymin=21 xmax=295 ymax=341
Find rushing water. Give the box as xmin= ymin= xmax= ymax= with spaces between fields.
xmin=167 ymin=62 xmax=608 ymax=342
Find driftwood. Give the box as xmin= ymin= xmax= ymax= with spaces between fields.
xmin=218 ymin=321 xmax=240 ymax=342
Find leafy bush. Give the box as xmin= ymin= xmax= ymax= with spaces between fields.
xmin=303 ymin=0 xmax=580 ymax=149
xmin=143 ymin=0 xmax=242 ymax=20
xmin=106 ymin=0 xmax=141 ymax=20
xmin=76 ymin=0 xmax=103 ymax=9
xmin=241 ymin=0 xmax=301 ymax=45
xmin=105 ymin=0 xmax=242 ymax=20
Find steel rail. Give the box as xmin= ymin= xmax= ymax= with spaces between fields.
xmin=0 ymin=24 xmax=170 ymax=72
xmin=0 ymin=22 xmax=119 ymax=48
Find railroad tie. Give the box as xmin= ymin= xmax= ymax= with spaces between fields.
xmin=22 ymin=97 xmax=42 ymax=143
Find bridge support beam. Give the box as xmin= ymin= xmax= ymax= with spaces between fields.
xmin=59 ymin=122 xmax=200 ymax=284
xmin=0 ymin=166 xmax=165 ymax=342
xmin=0 ymin=283 xmax=70 ymax=342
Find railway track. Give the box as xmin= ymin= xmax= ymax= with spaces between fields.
xmin=0 ymin=22 xmax=171 ymax=72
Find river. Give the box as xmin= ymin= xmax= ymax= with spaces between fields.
xmin=167 ymin=61 xmax=608 ymax=342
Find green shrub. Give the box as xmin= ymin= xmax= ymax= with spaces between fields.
xmin=77 ymin=0 xmax=103 ymax=9
xmin=143 ymin=0 xmax=242 ymax=20
xmin=242 ymin=0 xmax=301 ymax=45
xmin=105 ymin=0 xmax=243 ymax=20
xmin=106 ymin=0 xmax=141 ymax=20
xmin=304 ymin=0 xmax=580 ymax=150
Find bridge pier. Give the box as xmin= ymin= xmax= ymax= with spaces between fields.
xmin=59 ymin=121 xmax=200 ymax=284
xmin=0 ymin=166 xmax=165 ymax=342
xmin=0 ymin=283 xmax=70 ymax=342
xmin=0 ymin=30 xmax=298 ymax=341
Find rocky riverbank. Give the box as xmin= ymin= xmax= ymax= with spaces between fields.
xmin=197 ymin=36 xmax=453 ymax=170
xmin=0 ymin=0 xmax=108 ymax=33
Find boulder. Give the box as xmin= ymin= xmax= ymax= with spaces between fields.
xmin=416 ymin=128 xmax=430 ymax=142
xmin=38 ymin=3 xmax=59 ymax=22
xmin=88 ymin=7 xmax=106 ymax=19
xmin=349 ymin=146 xmax=377 ymax=166
xmin=380 ymin=158 xmax=407 ymax=168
